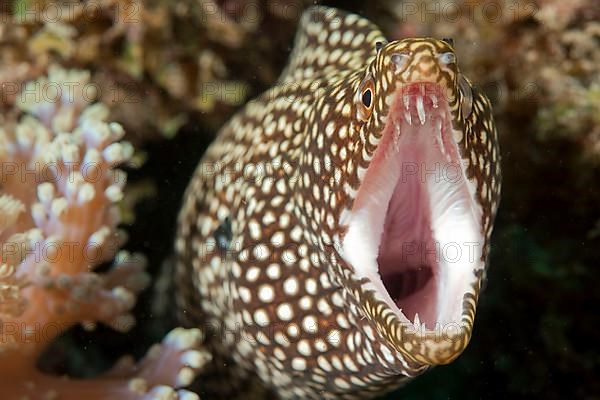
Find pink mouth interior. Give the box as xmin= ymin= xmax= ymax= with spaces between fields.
xmin=377 ymin=159 xmax=438 ymax=327
xmin=355 ymin=82 xmax=464 ymax=329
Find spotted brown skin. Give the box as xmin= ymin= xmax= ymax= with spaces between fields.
xmin=175 ymin=6 xmax=501 ymax=399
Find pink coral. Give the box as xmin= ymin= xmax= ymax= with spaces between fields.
xmin=0 ymin=66 xmax=208 ymax=398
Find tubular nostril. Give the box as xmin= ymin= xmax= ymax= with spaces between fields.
xmin=442 ymin=37 xmax=455 ymax=47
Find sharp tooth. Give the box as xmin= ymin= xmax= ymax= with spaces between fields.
xmin=437 ymin=118 xmax=446 ymax=155
xmin=393 ymin=123 xmax=401 ymax=151
xmin=403 ymin=93 xmax=410 ymax=110
xmin=430 ymin=94 xmax=438 ymax=109
xmin=416 ymin=95 xmax=426 ymax=125
xmin=419 ymin=84 xmax=425 ymax=97
xmin=404 ymin=111 xmax=412 ymax=125
xmin=414 ymin=313 xmax=421 ymax=329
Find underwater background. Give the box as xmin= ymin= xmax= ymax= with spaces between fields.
xmin=1 ymin=0 xmax=598 ymax=399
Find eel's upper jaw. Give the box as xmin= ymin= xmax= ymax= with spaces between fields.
xmin=340 ymin=82 xmax=484 ymax=358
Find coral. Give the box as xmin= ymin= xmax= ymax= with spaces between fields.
xmin=0 ymin=66 xmax=208 ymax=399
xmin=0 ymin=0 xmax=312 ymax=141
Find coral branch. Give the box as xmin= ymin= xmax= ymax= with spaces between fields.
xmin=0 ymin=66 xmax=204 ymax=398
xmin=3 ymin=328 xmax=208 ymax=400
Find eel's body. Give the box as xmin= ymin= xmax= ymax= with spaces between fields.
xmin=175 ymin=6 xmax=501 ymax=399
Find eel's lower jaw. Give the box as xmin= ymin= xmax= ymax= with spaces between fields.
xmin=340 ymin=83 xmax=484 ymax=348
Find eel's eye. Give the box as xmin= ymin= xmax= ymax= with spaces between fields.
xmin=362 ymin=88 xmax=372 ymax=108
xmin=356 ymin=75 xmax=375 ymax=121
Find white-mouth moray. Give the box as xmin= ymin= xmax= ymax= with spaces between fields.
xmin=175 ymin=6 xmax=501 ymax=399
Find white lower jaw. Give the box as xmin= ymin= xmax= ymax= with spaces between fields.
xmin=340 ymin=115 xmax=484 ymax=331
xmin=427 ymin=162 xmax=483 ymax=326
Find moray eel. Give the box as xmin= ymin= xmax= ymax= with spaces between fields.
xmin=175 ymin=6 xmax=501 ymax=399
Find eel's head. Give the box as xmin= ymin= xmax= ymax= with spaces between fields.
xmin=335 ymin=38 xmax=501 ymax=367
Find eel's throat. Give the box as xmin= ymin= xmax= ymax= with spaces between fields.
xmin=341 ymin=83 xmax=483 ymax=333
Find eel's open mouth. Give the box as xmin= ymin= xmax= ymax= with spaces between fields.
xmin=341 ymin=82 xmax=483 ymax=331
